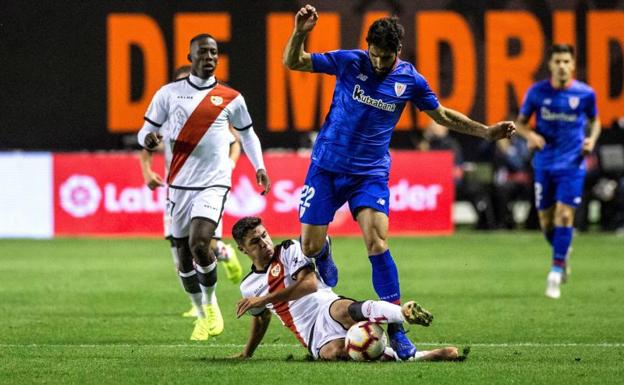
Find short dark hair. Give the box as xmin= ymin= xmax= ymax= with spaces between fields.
xmin=366 ymin=16 xmax=404 ymax=53
xmin=189 ymin=33 xmax=216 ymax=48
xmin=232 ymin=216 xmax=262 ymax=245
xmin=548 ymin=44 xmax=575 ymax=59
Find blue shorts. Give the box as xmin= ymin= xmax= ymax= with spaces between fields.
xmin=533 ymin=168 xmax=585 ymax=210
xmin=299 ymin=163 xmax=390 ymax=225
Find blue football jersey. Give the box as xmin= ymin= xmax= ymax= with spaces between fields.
xmin=310 ymin=49 xmax=439 ymax=175
xmin=519 ymin=79 xmax=597 ymax=170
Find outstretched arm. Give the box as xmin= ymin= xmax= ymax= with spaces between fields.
xmin=236 ymin=267 xmax=317 ymax=318
xmin=425 ymin=106 xmax=515 ymax=141
xmin=232 ymin=310 xmax=272 ymax=359
xmin=283 ymin=4 xmax=318 ymax=71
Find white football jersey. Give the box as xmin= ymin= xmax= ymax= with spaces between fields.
xmin=143 ymin=74 xmax=251 ymax=188
xmin=240 ymin=240 xmax=337 ymax=348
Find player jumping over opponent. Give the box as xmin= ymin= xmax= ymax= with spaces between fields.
xmin=283 ymin=4 xmax=515 ymax=359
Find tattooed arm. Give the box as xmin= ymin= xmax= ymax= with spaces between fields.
xmin=424 ymin=106 xmax=515 ymax=141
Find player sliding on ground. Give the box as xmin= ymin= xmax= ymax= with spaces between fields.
xmin=283 ymin=4 xmax=515 ymax=359
xmin=231 ymin=216 xmax=461 ymax=361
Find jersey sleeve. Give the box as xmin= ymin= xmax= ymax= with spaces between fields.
xmin=584 ymin=90 xmax=598 ymax=119
xmin=311 ymin=50 xmax=350 ymax=76
xmin=240 ymin=284 xmax=267 ymax=316
xmin=281 ymin=242 xmax=314 ymax=280
xmin=410 ymin=72 xmax=440 ymax=111
xmin=519 ymin=87 xmax=537 ymax=118
xmin=144 ymin=87 xmax=169 ymax=127
xmin=228 ymin=94 xmax=253 ymax=130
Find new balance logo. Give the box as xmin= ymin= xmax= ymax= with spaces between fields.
xmin=356 ymin=73 xmax=368 ymax=81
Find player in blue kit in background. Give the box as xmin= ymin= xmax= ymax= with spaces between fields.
xmin=515 ymin=44 xmax=601 ymax=299
xmin=283 ymin=4 xmax=515 ymax=360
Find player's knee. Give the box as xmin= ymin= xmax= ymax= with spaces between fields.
xmin=365 ymin=238 xmax=387 ymax=255
xmin=555 ymin=210 xmax=574 ymax=226
xmin=190 ymin=238 xmax=214 ymax=263
xmin=318 ymin=342 xmax=348 ymax=361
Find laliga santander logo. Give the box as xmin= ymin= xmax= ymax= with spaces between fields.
xmin=59 ymin=174 xmax=165 ymax=218
xmin=268 ymin=178 xmax=443 ymax=213
xmin=60 ymin=175 xmax=102 ymax=218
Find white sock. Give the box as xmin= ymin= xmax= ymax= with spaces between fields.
xmin=189 ymin=292 xmax=205 ymax=317
xmin=178 ymin=270 xmax=205 ymax=317
xmin=196 ymin=262 xmax=218 ymax=305
xmin=361 ymin=300 xmax=404 ymax=324
xmin=215 ymin=240 xmax=229 ymax=262
xmin=170 ymin=246 xmax=179 ymax=270
xmin=382 ymin=346 xmax=400 ymax=361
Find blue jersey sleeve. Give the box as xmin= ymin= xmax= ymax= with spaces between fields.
xmin=519 ymin=87 xmax=537 ymax=118
xmin=584 ymin=90 xmax=598 ymax=119
xmin=410 ymin=73 xmax=440 ymax=111
xmin=311 ymin=50 xmax=350 ymax=76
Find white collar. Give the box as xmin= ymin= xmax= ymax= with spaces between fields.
xmin=188 ymin=74 xmax=216 ymax=88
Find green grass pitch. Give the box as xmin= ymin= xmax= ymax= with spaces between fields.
xmin=0 ymin=232 xmax=623 ymax=384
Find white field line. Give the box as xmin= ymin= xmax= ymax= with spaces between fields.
xmin=1 ymin=342 xmax=623 ymax=348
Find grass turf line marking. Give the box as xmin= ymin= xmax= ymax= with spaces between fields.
xmin=2 ymin=342 xmax=623 ymax=348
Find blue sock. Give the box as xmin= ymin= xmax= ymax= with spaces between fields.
xmin=551 ymin=226 xmax=572 ymax=273
xmin=544 ymin=229 xmax=555 ymax=247
xmin=368 ymin=250 xmax=400 ymax=303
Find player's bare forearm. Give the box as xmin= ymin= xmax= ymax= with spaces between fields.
xmin=588 ymin=116 xmax=601 ymax=142
xmin=283 ymin=31 xmax=312 ymax=71
xmin=582 ymin=116 xmax=602 ymax=154
xmin=139 ymin=149 xmax=154 ymax=176
xmin=426 ymin=107 xmax=488 ymax=138
xmin=283 ymin=5 xmax=317 ymax=71
xmin=514 ymin=115 xmax=532 ymax=139
xmin=241 ymin=311 xmax=272 ymax=358
xmin=235 ymin=269 xmax=315 ymax=318
xmin=264 ymin=268 xmax=317 ymax=304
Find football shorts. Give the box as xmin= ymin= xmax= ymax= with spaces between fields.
xmin=307 ymin=294 xmax=345 ymax=360
xmin=534 ymin=168 xmax=585 ymax=210
xmin=167 ymin=186 xmax=229 ymax=238
xmin=299 ymin=163 xmax=390 ymax=225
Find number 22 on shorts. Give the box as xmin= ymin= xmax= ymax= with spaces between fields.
xmin=299 ymin=185 xmax=315 ymax=218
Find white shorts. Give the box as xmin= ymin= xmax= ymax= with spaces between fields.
xmin=163 ymin=211 xmax=223 ymax=238
xmin=308 ymin=295 xmax=347 ymax=360
xmin=166 ymin=186 xmax=229 ymax=238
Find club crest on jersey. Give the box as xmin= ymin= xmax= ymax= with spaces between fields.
xmin=270 ymin=264 xmax=281 ymax=277
xmin=211 ymin=95 xmax=223 ymax=106
xmin=568 ymin=96 xmax=579 ymax=109
xmin=394 ymin=82 xmax=406 ymax=97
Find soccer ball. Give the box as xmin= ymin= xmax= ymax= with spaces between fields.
xmin=345 ymin=321 xmax=387 ymax=361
